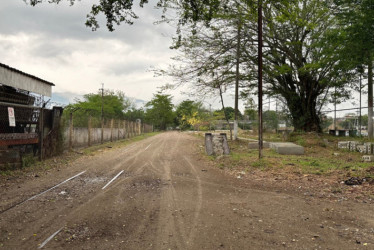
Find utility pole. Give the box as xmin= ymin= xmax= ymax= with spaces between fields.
xmin=334 ymin=87 xmax=337 ymax=134
xmin=209 ymin=104 xmax=212 ymax=131
xmin=275 ymin=98 xmax=278 ymax=132
xmin=368 ymin=58 xmax=373 ymax=139
xmin=359 ymin=73 xmax=362 ymax=136
xmin=100 ymin=83 xmax=104 ymax=144
xmin=258 ymin=0 xmax=263 ymax=159
xmin=234 ymin=16 xmax=241 ymax=140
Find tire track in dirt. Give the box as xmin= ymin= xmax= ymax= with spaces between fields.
xmin=183 ymin=155 xmax=203 ymax=248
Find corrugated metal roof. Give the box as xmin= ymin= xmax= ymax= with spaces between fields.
xmin=0 ymin=62 xmax=54 ymax=86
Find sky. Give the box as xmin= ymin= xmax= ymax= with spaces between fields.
xmin=0 ymin=0 xmax=236 ymax=110
xmin=0 ymin=1 xmax=368 ymax=118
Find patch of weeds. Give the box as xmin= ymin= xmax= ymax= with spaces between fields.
xmin=309 ymin=160 xmax=320 ymax=167
xmin=252 ymin=160 xmax=268 ymax=170
xmin=0 ymin=170 xmax=13 ymax=176
xmin=218 ymin=163 xmax=225 ymax=169
xmin=231 ymin=153 xmax=242 ymax=161
xmin=296 ymin=137 xmax=307 ymax=147
xmin=207 ymin=155 xmax=215 ymax=161
xmin=22 ymin=155 xmax=37 ymax=168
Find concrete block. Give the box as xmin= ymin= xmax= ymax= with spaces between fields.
xmin=338 ymin=141 xmax=350 ymax=149
xmin=364 ymin=142 xmax=373 ymax=154
xmin=248 ymin=142 xmax=270 ymax=149
xmin=205 ymin=133 xmax=214 ymax=156
xmin=270 ymin=142 xmax=294 ymax=149
xmin=349 ymin=141 xmax=360 ymax=152
xmin=205 ymin=133 xmax=230 ymax=156
xmin=220 ymin=133 xmax=230 ymax=155
xmin=357 ymin=145 xmax=367 ymax=154
xmin=271 ymin=142 xmax=304 ymax=155
xmin=362 ymin=155 xmax=374 ymax=162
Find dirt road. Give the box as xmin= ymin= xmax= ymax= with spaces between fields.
xmin=1 ymin=132 xmax=373 ymax=249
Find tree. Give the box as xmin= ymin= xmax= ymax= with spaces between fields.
xmin=160 ymin=0 xmax=356 ymax=132
xmin=124 ymin=108 xmax=145 ymax=122
xmin=65 ymin=90 xmax=133 ymax=127
xmin=263 ymin=110 xmax=278 ymax=130
xmin=26 ymin=0 xmax=226 ymax=31
xmin=220 ymin=106 xmax=242 ymax=120
xmin=176 ymin=100 xmax=205 ymax=130
xmin=145 ymin=93 xmax=175 ymax=130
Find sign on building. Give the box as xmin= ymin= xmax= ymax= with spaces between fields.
xmin=8 ymin=107 xmax=15 ymax=127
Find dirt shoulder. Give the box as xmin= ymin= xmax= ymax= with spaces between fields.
xmin=195 ymin=132 xmax=374 ymax=204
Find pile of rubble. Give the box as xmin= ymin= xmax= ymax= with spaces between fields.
xmin=338 ymin=141 xmax=374 ymax=162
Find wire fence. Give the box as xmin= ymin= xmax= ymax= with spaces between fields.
xmin=322 ymin=106 xmax=370 ymax=136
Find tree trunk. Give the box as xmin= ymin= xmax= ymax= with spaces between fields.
xmin=286 ymin=91 xmax=322 ymax=133
xmin=219 ymin=85 xmax=232 ymax=140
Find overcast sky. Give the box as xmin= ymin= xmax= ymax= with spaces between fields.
xmin=0 ymin=1 xmax=367 ymax=117
xmin=0 ymin=0 xmax=235 ymax=109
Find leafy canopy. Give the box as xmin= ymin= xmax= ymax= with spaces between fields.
xmin=145 ymin=92 xmax=175 ymax=130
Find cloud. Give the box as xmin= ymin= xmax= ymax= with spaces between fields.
xmin=0 ymin=0 xmax=180 ymax=104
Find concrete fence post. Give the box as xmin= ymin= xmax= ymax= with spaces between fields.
xmin=117 ymin=119 xmax=120 ymax=141
xmin=69 ymin=112 xmax=73 ymax=152
xmin=125 ymin=120 xmax=129 ymax=138
xmin=110 ymin=119 xmax=114 ymax=142
xmin=123 ymin=120 xmax=127 ymax=139
xmin=88 ymin=115 xmax=92 ymax=147
xmin=130 ymin=121 xmax=133 ymax=138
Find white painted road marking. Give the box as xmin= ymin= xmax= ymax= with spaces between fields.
xmin=38 ymin=227 xmax=63 ymax=249
xmin=102 ymin=170 xmax=124 ymax=190
xmin=145 ymin=143 xmax=152 ymax=150
xmin=27 ymin=171 xmax=86 ymax=202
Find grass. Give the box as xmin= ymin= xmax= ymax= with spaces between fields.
xmin=200 ymin=130 xmax=374 ymax=180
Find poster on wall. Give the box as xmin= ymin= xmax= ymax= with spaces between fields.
xmin=8 ymin=107 xmax=16 ymax=127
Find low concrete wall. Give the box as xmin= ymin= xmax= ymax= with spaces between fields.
xmin=63 ymin=127 xmax=139 ymax=150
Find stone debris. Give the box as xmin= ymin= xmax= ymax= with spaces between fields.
xmin=338 ymin=141 xmax=374 ymax=156
xmin=337 ymin=141 xmax=350 ymax=149
xmin=362 ymin=155 xmax=374 ymax=162
xmin=349 ymin=141 xmax=360 ymax=152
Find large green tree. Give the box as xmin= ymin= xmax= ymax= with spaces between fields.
xmin=145 ymin=93 xmax=175 ymax=130
xmin=65 ymin=90 xmax=133 ymax=127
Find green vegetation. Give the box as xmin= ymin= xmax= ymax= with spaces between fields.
xmin=202 ymin=132 xmax=374 ymax=179
xmin=64 ymin=90 xmax=138 ymax=127
xmin=145 ymin=93 xmax=175 ymax=130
